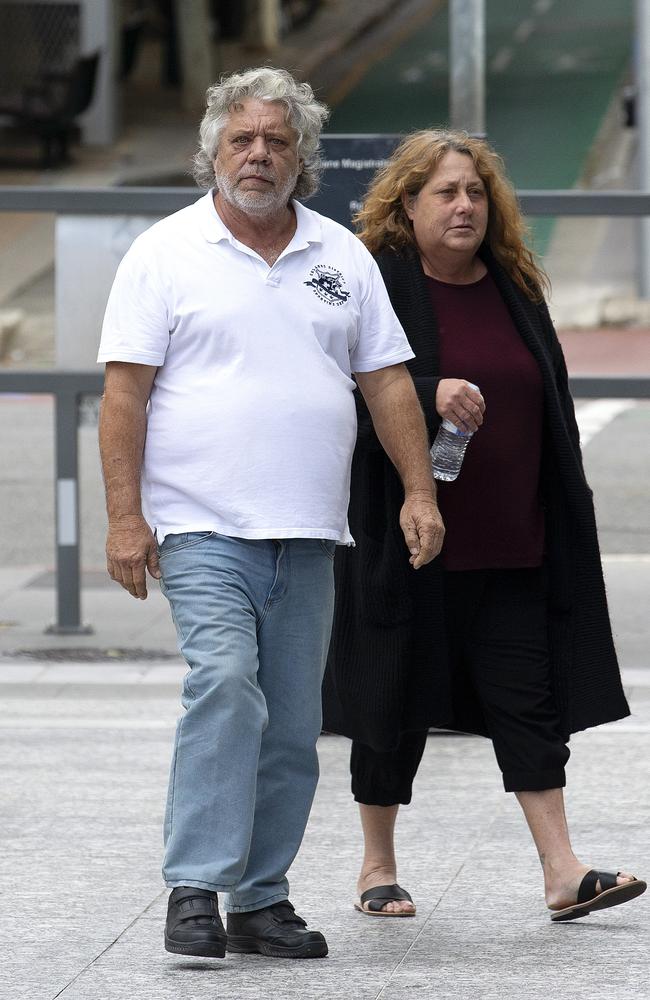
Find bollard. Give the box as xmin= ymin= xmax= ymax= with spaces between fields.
xmin=45 ymin=387 xmax=93 ymax=634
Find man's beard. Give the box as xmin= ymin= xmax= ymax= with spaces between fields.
xmin=214 ymin=163 xmax=299 ymax=216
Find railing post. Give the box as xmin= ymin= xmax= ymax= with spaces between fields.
xmin=45 ymin=387 xmax=93 ymax=635
xmin=637 ymin=0 xmax=650 ymax=297
xmin=449 ymin=0 xmax=486 ymax=136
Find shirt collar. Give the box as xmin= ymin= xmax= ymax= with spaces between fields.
xmin=198 ymin=189 xmax=322 ymax=248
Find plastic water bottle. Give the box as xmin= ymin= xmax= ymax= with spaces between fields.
xmin=430 ymin=383 xmax=479 ymax=482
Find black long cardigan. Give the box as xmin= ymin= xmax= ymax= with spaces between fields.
xmin=322 ymin=244 xmax=630 ymax=751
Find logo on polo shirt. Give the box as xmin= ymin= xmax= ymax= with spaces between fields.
xmin=304 ymin=265 xmax=351 ymax=306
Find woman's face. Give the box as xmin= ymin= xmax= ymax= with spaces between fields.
xmin=403 ymin=150 xmax=489 ymax=263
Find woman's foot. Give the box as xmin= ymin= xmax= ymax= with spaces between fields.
xmin=357 ymin=867 xmax=416 ymax=915
xmin=545 ymin=861 xmax=638 ymax=911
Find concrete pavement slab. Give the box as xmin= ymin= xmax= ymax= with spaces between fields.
xmin=601 ymin=557 xmax=650 ymax=671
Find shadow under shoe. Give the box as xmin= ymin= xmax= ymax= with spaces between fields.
xmin=164 ymin=886 xmax=227 ymax=958
xmin=226 ymin=900 xmax=328 ymax=958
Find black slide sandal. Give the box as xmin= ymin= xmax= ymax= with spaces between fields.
xmin=355 ymin=883 xmax=416 ymax=917
xmin=550 ymin=869 xmax=646 ymax=922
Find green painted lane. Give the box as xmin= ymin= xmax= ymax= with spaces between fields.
xmin=328 ymin=0 xmax=634 ymax=253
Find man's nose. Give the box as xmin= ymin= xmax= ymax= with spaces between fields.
xmin=248 ymin=136 xmax=271 ymax=161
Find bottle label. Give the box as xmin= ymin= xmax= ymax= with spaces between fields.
xmin=441 ymin=417 xmax=472 ymax=438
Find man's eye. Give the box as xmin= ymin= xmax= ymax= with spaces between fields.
xmin=270 ymin=138 xmax=286 ymax=146
xmin=233 ymin=136 xmax=249 ymax=145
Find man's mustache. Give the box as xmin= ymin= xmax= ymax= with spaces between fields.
xmin=238 ymin=169 xmax=275 ymax=182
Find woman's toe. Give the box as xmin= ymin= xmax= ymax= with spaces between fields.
xmin=382 ymin=899 xmax=415 ymax=914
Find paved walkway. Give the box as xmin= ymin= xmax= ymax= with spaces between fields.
xmin=2 ymin=655 xmax=649 ymax=1000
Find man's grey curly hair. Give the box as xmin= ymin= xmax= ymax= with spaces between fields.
xmin=192 ymin=66 xmax=329 ymax=200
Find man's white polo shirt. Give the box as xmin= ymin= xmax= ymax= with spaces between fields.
xmin=98 ymin=192 xmax=414 ymax=543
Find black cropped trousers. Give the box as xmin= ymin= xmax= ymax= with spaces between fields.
xmin=350 ymin=567 xmax=570 ymax=803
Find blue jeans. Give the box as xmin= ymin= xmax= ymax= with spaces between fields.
xmin=158 ymin=532 xmax=335 ymax=912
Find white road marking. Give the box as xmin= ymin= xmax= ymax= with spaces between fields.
xmin=514 ymin=18 xmax=536 ymax=43
xmin=490 ymin=46 xmax=513 ymax=73
xmin=491 ymin=1 xmax=556 ymax=76
xmin=602 ymin=553 xmax=650 ymax=563
xmin=620 ymin=668 xmax=650 ymax=686
xmin=401 ymin=66 xmax=425 ymax=83
xmin=425 ymin=50 xmax=447 ymax=70
xmin=575 ymin=399 xmax=636 ymax=447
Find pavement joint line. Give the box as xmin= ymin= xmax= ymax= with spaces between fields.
xmin=0 ymin=719 xmax=178 ymax=729
xmin=51 ymin=888 xmax=168 ymax=999
xmin=0 ymin=666 xmax=648 ymax=686
xmin=2 ymin=718 xmax=649 ymax=732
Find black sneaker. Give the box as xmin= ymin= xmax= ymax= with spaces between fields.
xmin=164 ymin=886 xmax=227 ymax=958
xmin=226 ymin=900 xmax=328 ymax=959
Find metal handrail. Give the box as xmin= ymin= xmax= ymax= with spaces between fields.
xmin=3 ymin=187 xmax=650 ymax=216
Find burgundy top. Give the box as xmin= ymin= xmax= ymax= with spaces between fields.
xmin=427 ymin=271 xmax=545 ymax=571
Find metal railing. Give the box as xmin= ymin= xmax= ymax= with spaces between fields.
xmin=0 ymin=370 xmax=104 ymax=633
xmin=1 ymin=185 xmax=650 ymax=632
xmin=4 ymin=186 xmax=650 ymax=216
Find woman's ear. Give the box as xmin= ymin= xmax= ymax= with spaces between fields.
xmin=402 ymin=191 xmax=416 ymax=221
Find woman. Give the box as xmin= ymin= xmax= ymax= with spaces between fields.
xmin=322 ymin=130 xmax=646 ymax=922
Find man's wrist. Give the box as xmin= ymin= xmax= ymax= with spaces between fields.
xmin=403 ymin=485 xmax=438 ymax=502
xmin=107 ymin=512 xmax=148 ymax=528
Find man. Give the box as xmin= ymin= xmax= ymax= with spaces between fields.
xmin=98 ymin=66 xmax=443 ymax=960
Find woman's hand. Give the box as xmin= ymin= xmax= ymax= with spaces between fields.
xmin=435 ymin=379 xmax=485 ymax=433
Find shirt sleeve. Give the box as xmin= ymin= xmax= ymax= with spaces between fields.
xmin=97 ymin=238 xmax=171 ymax=366
xmin=349 ymin=252 xmax=415 ymax=373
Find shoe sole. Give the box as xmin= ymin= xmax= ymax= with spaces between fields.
xmin=164 ymin=934 xmax=227 ymax=958
xmin=550 ymin=878 xmax=647 ymax=922
xmin=226 ymin=934 xmax=328 ymax=959
xmin=354 ymin=903 xmax=416 ymax=917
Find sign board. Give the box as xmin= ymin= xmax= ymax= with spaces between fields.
xmin=308 ymin=134 xmax=402 ymax=229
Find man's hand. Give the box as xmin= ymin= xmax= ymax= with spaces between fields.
xmin=106 ymin=514 xmax=161 ymax=599
xmin=400 ymin=492 xmax=445 ymax=569
xmin=356 ymin=364 xmax=445 ymax=567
